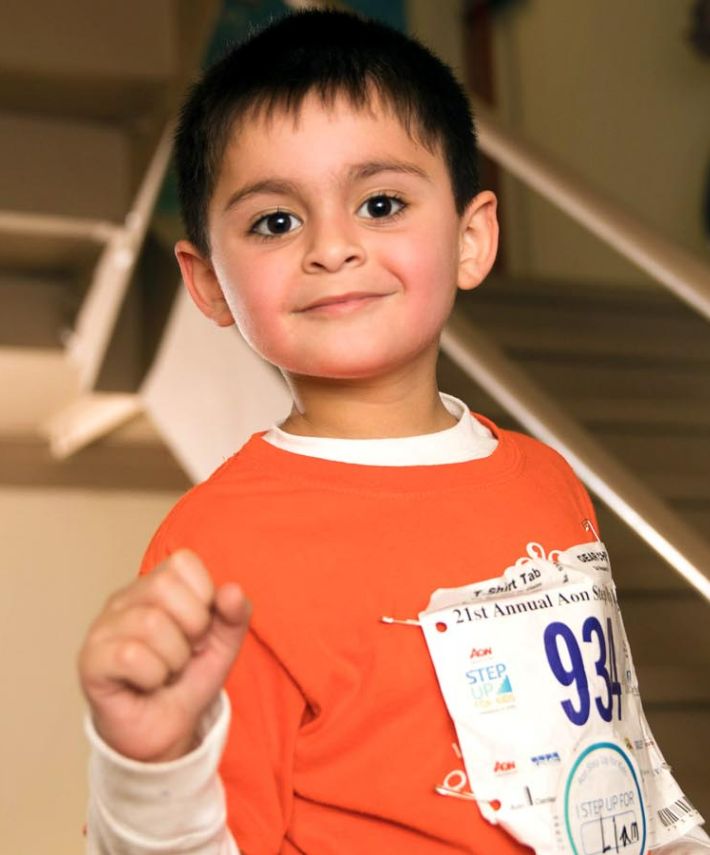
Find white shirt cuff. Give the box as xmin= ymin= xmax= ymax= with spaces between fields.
xmin=85 ymin=692 xmax=237 ymax=853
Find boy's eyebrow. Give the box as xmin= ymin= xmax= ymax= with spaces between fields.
xmin=347 ymin=159 xmax=431 ymax=183
xmin=223 ymin=160 xmax=431 ymax=212
xmin=223 ymin=179 xmax=301 ymax=213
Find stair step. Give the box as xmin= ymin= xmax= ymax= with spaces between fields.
xmin=0 ymin=224 xmax=104 ymax=273
xmin=438 ymin=352 xmax=710 ymax=428
xmin=565 ymin=397 xmax=710 ymax=430
xmin=595 ymin=503 xmax=710 ymax=592
xmin=460 ymin=295 xmax=710 ymax=363
xmin=0 ymin=431 xmax=190 ymax=492
xmin=0 ymin=113 xmax=130 ymax=221
xmin=616 ymin=594 xmax=710 ymax=667
xmin=523 ymin=358 xmax=710 ymax=400
xmin=0 ymin=0 xmax=175 ymax=122
xmin=598 ymin=432 xmax=710 ymax=474
xmin=640 ymin=707 xmax=710 ymax=819
xmin=635 ymin=665 xmax=710 ymax=705
xmin=475 ymin=274 xmax=680 ymax=311
xmin=0 ymin=271 xmax=78 ymax=348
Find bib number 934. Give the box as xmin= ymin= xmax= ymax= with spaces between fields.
xmin=543 ymin=616 xmax=622 ymax=726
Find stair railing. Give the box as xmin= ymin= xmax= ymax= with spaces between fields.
xmin=441 ymin=314 xmax=710 ymax=602
xmin=66 ymin=121 xmax=175 ymax=391
xmin=473 ymin=99 xmax=710 ymax=323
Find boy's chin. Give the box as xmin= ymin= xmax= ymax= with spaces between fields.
xmin=275 ymin=341 xmax=441 ymax=384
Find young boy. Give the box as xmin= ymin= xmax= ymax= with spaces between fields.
xmin=78 ymin=9 xmax=708 ymax=855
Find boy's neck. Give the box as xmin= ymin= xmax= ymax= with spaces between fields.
xmin=278 ymin=364 xmax=458 ymax=440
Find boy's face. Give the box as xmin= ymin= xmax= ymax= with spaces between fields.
xmin=178 ymin=91 xmax=496 ymax=382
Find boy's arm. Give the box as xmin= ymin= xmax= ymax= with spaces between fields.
xmin=78 ymin=549 xmax=250 ymax=852
xmin=85 ymin=692 xmax=238 ymax=854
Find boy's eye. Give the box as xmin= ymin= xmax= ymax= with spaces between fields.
xmin=251 ymin=210 xmax=302 ymax=237
xmin=358 ymin=194 xmax=405 ymax=219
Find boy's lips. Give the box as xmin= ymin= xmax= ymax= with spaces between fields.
xmin=297 ymin=291 xmax=391 ymax=312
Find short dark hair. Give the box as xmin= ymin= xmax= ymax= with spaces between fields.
xmin=175 ymin=8 xmax=479 ymax=256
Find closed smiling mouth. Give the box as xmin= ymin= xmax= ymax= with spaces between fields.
xmin=298 ymin=291 xmax=391 ymax=312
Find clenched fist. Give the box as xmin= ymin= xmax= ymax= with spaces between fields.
xmin=78 ymin=549 xmax=251 ymax=762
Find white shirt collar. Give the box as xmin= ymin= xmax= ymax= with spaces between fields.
xmin=261 ymin=393 xmax=498 ymax=466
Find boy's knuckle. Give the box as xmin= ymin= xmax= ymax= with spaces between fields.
xmin=84 ymin=625 xmax=107 ymax=649
xmin=105 ymin=592 xmax=127 ymax=614
xmin=150 ymin=570 xmax=176 ymax=601
xmin=138 ymin=605 xmax=165 ymax=635
xmin=116 ymin=639 xmax=143 ymax=669
xmin=190 ymin=604 xmax=211 ymax=635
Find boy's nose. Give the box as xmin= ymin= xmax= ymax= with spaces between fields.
xmin=302 ymin=218 xmax=366 ymax=274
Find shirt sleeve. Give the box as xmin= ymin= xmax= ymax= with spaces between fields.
xmin=85 ymin=692 xmax=239 ymax=855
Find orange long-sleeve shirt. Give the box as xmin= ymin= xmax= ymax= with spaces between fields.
xmin=140 ymin=415 xmax=598 ymax=854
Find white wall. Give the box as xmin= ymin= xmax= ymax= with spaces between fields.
xmin=0 ymin=486 xmax=180 ymax=855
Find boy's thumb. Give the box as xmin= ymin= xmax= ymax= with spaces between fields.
xmin=209 ymin=583 xmax=252 ymax=658
xmin=176 ymin=584 xmax=251 ymax=716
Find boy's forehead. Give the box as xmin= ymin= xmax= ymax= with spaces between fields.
xmin=225 ymin=88 xmax=436 ymax=162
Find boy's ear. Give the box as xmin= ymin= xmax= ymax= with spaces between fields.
xmin=457 ymin=190 xmax=499 ymax=292
xmin=174 ymin=240 xmax=236 ymax=327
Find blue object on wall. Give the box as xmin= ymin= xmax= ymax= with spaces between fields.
xmin=204 ymin=0 xmax=405 ymax=67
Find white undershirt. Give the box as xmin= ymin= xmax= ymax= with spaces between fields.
xmin=261 ymin=392 xmax=498 ymax=465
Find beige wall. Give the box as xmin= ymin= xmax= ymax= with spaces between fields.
xmin=407 ymin=0 xmax=465 ymax=79
xmin=492 ymin=0 xmax=710 ymax=285
xmin=0 ymin=486 xmax=180 ymax=855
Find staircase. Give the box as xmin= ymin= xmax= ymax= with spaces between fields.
xmin=441 ymin=275 xmax=710 ymax=813
xmin=1 ymin=0 xmax=708 ymax=847
xmin=0 ymin=0 xmax=220 ymax=489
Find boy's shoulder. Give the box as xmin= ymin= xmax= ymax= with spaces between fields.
xmin=139 ymin=431 xmax=270 ymax=575
xmin=155 ymin=420 xmax=586 ymax=526
xmin=139 ymin=420 xmax=594 ymax=578
xmin=476 ymin=416 xmax=594 ymax=520
xmin=507 ymin=426 xmax=576 ymax=472
xmin=475 ymin=414 xmax=581 ymax=480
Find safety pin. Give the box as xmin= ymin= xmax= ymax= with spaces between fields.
xmin=583 ymin=518 xmax=601 ymax=542
xmin=435 ymin=785 xmax=478 ymax=801
xmin=435 ymin=787 xmax=502 ymax=811
xmin=380 ymin=616 xmax=421 ymax=627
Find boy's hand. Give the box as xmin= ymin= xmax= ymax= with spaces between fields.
xmin=78 ymin=549 xmax=251 ymax=762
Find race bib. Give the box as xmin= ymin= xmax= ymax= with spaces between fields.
xmin=419 ymin=539 xmax=704 ymax=854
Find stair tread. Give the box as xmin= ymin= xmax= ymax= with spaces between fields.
xmin=635 ymin=664 xmax=710 ymax=705
xmin=640 ymin=707 xmax=710 ymax=817
xmin=0 ymin=230 xmax=103 ymax=273
xmin=613 ymin=595 xmax=710 ymax=667
xmin=459 ymin=295 xmax=710 ymax=363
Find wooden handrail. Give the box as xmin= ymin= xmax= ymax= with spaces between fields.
xmin=472 ymin=100 xmax=710 ymax=323
xmin=65 ymin=121 xmax=175 ymax=390
xmin=0 ymin=210 xmax=120 ymax=243
xmin=442 ymin=312 xmax=710 ymax=602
